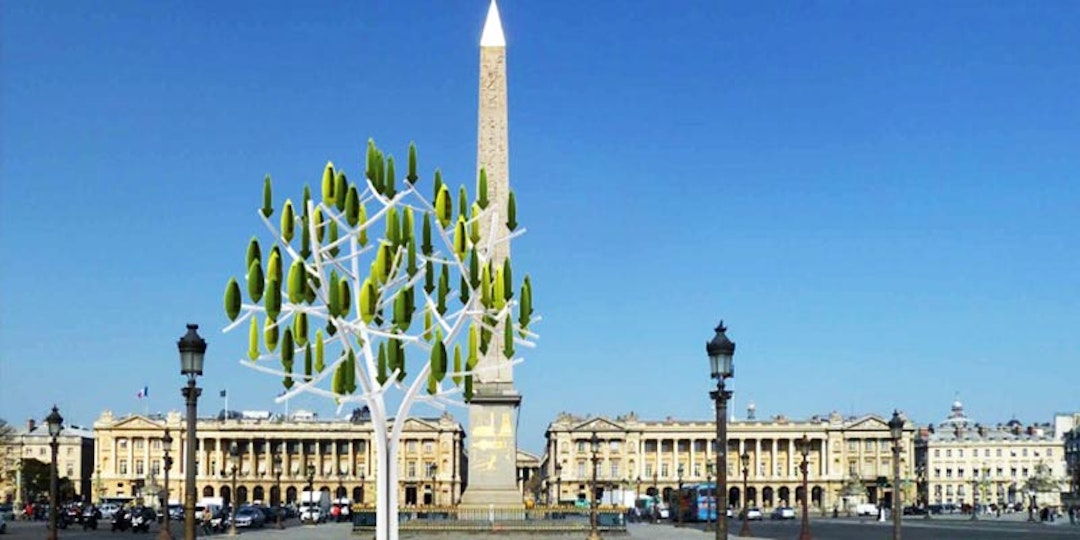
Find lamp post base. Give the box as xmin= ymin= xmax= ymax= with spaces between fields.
xmin=586 ymin=530 xmax=602 ymax=540
xmin=156 ymin=522 xmax=174 ymax=540
xmin=739 ymin=519 xmax=752 ymax=537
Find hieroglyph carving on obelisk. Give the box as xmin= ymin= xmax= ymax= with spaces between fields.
xmin=461 ymin=0 xmax=523 ymax=506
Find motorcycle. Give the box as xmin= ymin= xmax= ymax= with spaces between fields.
xmin=82 ymin=507 xmax=101 ymax=531
xmin=111 ymin=509 xmax=131 ymax=532
xmin=131 ymin=508 xmax=154 ymax=533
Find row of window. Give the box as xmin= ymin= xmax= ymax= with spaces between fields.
xmin=934 ymin=467 xmax=1032 ymax=479
xmin=112 ymin=437 xmax=448 ymax=455
xmin=25 ymin=447 xmax=76 ymax=456
xmin=931 ymin=447 xmax=1052 ymax=458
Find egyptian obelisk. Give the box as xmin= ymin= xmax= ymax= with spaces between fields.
xmin=460 ymin=0 xmax=523 ymax=506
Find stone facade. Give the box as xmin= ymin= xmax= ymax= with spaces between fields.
xmin=2 ymin=418 xmax=95 ymax=506
xmin=92 ymin=409 xmax=465 ymax=507
xmin=542 ymin=410 xmax=916 ymax=512
xmin=915 ymin=401 xmax=1067 ymax=510
xmin=1065 ymin=425 xmax=1080 ymax=506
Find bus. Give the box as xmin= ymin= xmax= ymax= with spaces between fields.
xmin=674 ymin=483 xmax=718 ymax=522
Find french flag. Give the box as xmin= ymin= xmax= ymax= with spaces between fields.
xmin=136 ymin=386 xmax=149 ymax=399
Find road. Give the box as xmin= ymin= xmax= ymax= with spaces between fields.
xmin=4 ymin=516 xmax=1079 ymax=539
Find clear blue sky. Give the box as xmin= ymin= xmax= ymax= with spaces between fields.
xmin=2 ymin=1 xmax=1077 ymax=454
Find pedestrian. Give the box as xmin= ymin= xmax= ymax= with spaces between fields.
xmin=1068 ymin=505 xmax=1075 ymax=525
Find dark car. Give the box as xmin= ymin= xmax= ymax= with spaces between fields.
xmin=257 ymin=505 xmax=279 ymax=524
xmin=234 ymin=506 xmax=266 ymax=528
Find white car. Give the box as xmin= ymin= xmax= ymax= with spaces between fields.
xmin=742 ymin=507 xmax=763 ymax=521
xmin=770 ymin=506 xmax=795 ymax=520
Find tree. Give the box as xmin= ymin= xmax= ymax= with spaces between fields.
xmin=222 ymin=140 xmax=537 ymax=540
xmin=0 ymin=419 xmax=15 ymax=504
xmin=1022 ymin=461 xmax=1062 ymax=508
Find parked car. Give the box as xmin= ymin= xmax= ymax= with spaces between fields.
xmin=903 ymin=505 xmax=927 ymax=515
xmin=0 ymin=504 xmax=13 ymax=521
xmin=742 ymin=507 xmax=763 ymax=521
xmin=855 ymin=503 xmax=878 ymax=516
xmin=234 ymin=506 xmax=266 ymax=529
xmin=0 ymin=512 xmax=8 ymax=534
xmin=770 ymin=506 xmax=795 ymax=520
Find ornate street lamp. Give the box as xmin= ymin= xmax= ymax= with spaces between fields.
xmin=228 ymin=443 xmax=240 ymax=536
xmin=675 ymin=463 xmax=684 ymax=526
xmin=273 ymin=455 xmax=284 ymax=529
xmin=705 ymin=462 xmax=714 ymax=532
xmin=888 ymin=410 xmax=904 ymax=539
xmin=588 ymin=432 xmax=601 ymax=540
xmin=795 ymin=435 xmax=813 ymax=540
xmin=158 ymin=429 xmax=175 ymax=540
xmin=46 ymin=406 xmax=63 ymax=540
xmin=429 ymin=464 xmax=438 ymax=506
xmin=555 ymin=464 xmax=562 ymax=506
xmin=635 ymin=475 xmax=641 ymax=508
xmin=177 ymin=323 xmax=206 ymax=540
xmin=306 ymin=463 xmax=316 ymax=524
xmin=359 ymin=471 xmax=366 ymax=507
xmin=740 ymin=452 xmax=752 ymax=537
xmin=707 ymin=321 xmax=735 ymax=540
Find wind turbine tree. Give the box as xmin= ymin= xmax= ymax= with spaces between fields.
xmin=222 ymin=140 xmax=537 ymax=540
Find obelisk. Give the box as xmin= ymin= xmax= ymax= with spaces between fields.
xmin=460 ymin=0 xmax=523 ymax=506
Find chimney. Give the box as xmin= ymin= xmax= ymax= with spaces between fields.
xmin=27 ymin=418 xmax=36 ymax=432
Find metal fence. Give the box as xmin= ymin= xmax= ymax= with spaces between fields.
xmin=352 ymin=505 xmax=628 ymax=534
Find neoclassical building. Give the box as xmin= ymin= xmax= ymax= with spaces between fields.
xmin=915 ymin=401 xmax=1067 ymax=509
xmin=92 ymin=408 xmax=466 ymax=507
xmin=1065 ymin=425 xmax=1079 ymax=507
xmin=543 ymin=409 xmax=916 ymax=512
xmin=2 ymin=418 xmax=95 ymax=506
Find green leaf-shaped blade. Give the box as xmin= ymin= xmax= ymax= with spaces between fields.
xmin=293 ymin=312 xmax=308 ymax=346
xmin=359 ymin=278 xmax=377 ymax=324
xmin=452 ymin=345 xmax=463 ymax=386
xmin=265 ymin=279 xmax=281 ymax=321
xmin=435 ymin=183 xmax=452 ymax=229
xmin=506 ymin=190 xmax=518 ymax=231
xmin=247 ymin=259 xmax=265 ymax=303
xmin=421 ymin=212 xmax=434 ymax=256
xmin=334 ymin=170 xmax=348 ymax=211
xmin=281 ymin=200 xmax=295 ymax=243
xmin=407 ymin=142 xmax=419 ymax=184
xmin=264 ymin=316 xmax=279 ymax=352
xmin=248 ymin=316 xmax=260 ymax=361
xmin=246 ymin=237 xmax=262 ymax=270
xmin=224 ymin=278 xmax=241 ymax=321
xmin=385 ymin=155 xmax=397 ymax=199
xmin=476 ymin=168 xmax=489 ymax=209
xmin=502 ymin=314 xmax=515 ymax=359
xmin=321 ymin=161 xmax=335 ymax=205
xmin=345 ymin=185 xmax=361 ymax=227
xmin=261 ymin=175 xmax=274 ymax=218
xmin=315 ymin=330 xmax=325 ymax=373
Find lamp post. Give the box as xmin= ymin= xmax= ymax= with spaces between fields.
xmin=740 ymin=452 xmax=751 ymax=537
xmin=635 ymin=476 xmax=641 ymax=507
xmin=429 ymin=464 xmax=438 ymax=506
xmin=46 ymin=406 xmax=63 ymax=540
xmin=675 ymin=464 xmax=684 ymax=526
xmin=306 ymin=463 xmax=316 ymax=524
xmin=555 ymin=465 xmax=562 ymax=506
xmin=705 ymin=463 xmax=714 ymax=532
xmin=1026 ymin=489 xmax=1035 ymax=522
xmin=273 ymin=455 xmax=283 ymax=529
xmin=359 ymin=471 xmax=366 ymax=507
xmin=918 ymin=465 xmax=930 ymax=520
xmin=888 ymin=411 xmax=903 ymax=540
xmin=228 ymin=443 xmax=239 ymax=536
xmin=158 ymin=429 xmax=175 ymax=540
xmin=588 ymin=432 xmax=601 ymax=540
xmin=795 ymin=435 xmax=812 ymax=540
xmin=707 ymin=321 xmax=736 ymax=540
xmin=177 ymin=324 xmax=206 ymax=540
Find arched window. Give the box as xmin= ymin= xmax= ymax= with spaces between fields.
xmin=286 ymin=486 xmax=298 ymax=504
xmin=252 ymin=486 xmax=265 ymax=503
xmin=203 ymin=485 xmax=215 ymax=497
xmin=237 ymin=486 xmax=249 ymax=505
xmin=762 ymin=486 xmax=774 ymax=508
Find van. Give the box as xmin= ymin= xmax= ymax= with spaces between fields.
xmin=855 ymin=503 xmax=878 ymax=516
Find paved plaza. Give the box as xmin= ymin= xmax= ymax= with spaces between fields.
xmin=4 ymin=515 xmax=1080 ymax=540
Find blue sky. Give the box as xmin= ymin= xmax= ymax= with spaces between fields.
xmin=2 ymin=1 xmax=1077 ymax=454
